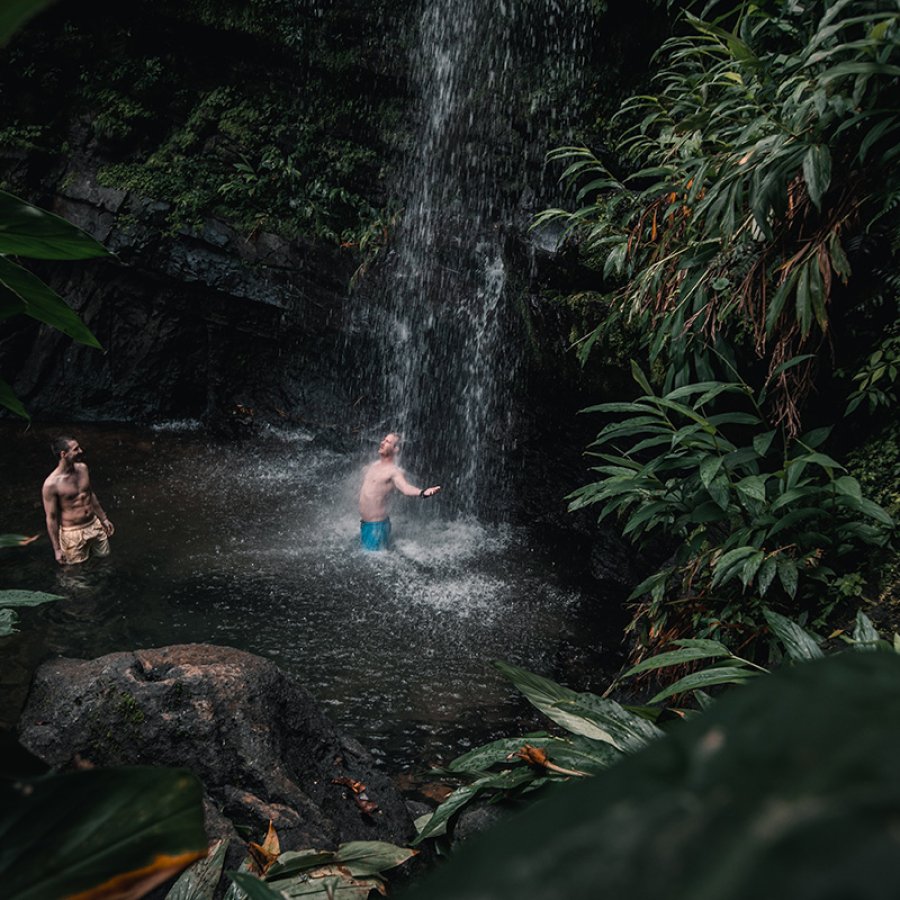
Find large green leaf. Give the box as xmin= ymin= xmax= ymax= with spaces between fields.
xmin=0 ymin=189 xmax=111 ymax=259
xmin=764 ymin=608 xmax=824 ymax=660
xmin=447 ymin=734 xmax=619 ymax=778
xmin=537 ymin=734 xmax=621 ymax=774
xmin=413 ymin=768 xmax=537 ymax=844
xmin=0 ymin=376 xmax=29 ymax=419
xmin=446 ymin=735 xmax=555 ymax=774
xmin=264 ymin=841 xmax=415 ymax=891
xmin=621 ymin=645 xmax=734 ymax=679
xmin=0 ymin=256 xmax=102 ymax=348
xmin=331 ymin=842 xmax=417 ymax=877
xmin=0 ymin=590 xmax=63 ymax=608
xmin=802 ymin=144 xmax=832 ymax=209
xmin=166 ymin=839 xmax=228 ymax=900
xmin=648 ymin=666 xmax=758 ymax=704
xmin=401 ymin=653 xmax=900 ymax=900
xmin=495 ymin=661 xmax=663 ymax=752
xmin=0 ymin=766 xmax=207 ymax=900
xmin=265 ymin=851 xmax=338 ymax=882
xmin=0 ymin=0 xmax=54 ymax=45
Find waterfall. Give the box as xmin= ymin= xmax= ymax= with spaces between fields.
xmin=349 ymin=0 xmax=589 ymax=517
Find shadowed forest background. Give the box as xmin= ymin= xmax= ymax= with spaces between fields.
xmin=1 ymin=0 xmax=899 ymax=897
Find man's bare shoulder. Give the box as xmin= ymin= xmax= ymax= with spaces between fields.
xmin=42 ymin=470 xmax=65 ymax=498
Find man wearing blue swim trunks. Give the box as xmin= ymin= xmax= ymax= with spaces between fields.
xmin=358 ymin=433 xmax=441 ymax=550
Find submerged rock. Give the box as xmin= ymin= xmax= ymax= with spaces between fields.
xmin=17 ymin=644 xmax=414 ymax=851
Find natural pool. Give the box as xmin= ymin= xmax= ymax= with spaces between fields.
xmin=0 ymin=422 xmax=618 ymax=770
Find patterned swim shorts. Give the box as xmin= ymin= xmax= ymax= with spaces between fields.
xmin=59 ymin=516 xmax=111 ymax=564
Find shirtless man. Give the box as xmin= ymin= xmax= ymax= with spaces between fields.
xmin=42 ymin=436 xmax=115 ymax=565
xmin=358 ymin=433 xmax=441 ymax=550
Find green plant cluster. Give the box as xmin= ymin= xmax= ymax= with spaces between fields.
xmin=416 ymin=606 xmax=891 ymax=849
xmin=542 ymin=0 xmax=900 ymax=648
xmin=221 ymin=837 xmax=416 ymax=899
xmin=541 ymin=0 xmax=900 ymax=422
xmin=93 ymin=84 xmax=387 ymax=241
xmin=0 ymin=0 xmax=407 ymax=242
xmin=410 ymin=642 xmax=900 ymax=900
xmin=570 ymin=362 xmax=892 ymax=644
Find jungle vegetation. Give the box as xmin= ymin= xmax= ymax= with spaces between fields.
xmin=410 ymin=5 xmax=900 ymax=894
xmin=540 ymin=0 xmax=899 ymax=657
xmin=3 ymin=0 xmax=900 ymax=897
xmin=0 ymin=0 xmax=408 ymax=242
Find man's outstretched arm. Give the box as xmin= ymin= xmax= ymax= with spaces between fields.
xmin=392 ymin=469 xmax=441 ymax=499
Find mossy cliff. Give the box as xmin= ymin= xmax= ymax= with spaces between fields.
xmin=0 ymin=0 xmax=409 ymax=426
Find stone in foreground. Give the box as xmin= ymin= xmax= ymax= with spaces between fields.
xmin=18 ymin=644 xmax=414 ymax=850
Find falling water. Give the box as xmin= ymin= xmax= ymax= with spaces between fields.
xmin=350 ymin=0 xmax=590 ymax=516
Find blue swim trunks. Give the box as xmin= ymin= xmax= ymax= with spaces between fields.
xmin=360 ymin=518 xmax=391 ymax=551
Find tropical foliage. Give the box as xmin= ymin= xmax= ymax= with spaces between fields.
xmin=404 ymin=650 xmax=900 ymax=900
xmin=415 ymin=607 xmax=891 ymax=847
xmin=0 ymin=0 xmax=110 ymax=417
xmin=412 ymin=660 xmax=655 ymax=846
xmin=0 ymin=187 xmax=109 ymax=418
xmin=0 ymin=761 xmax=208 ymax=899
xmin=539 ymin=0 xmax=900 ymax=430
xmin=569 ymin=361 xmax=892 ymax=646
xmin=538 ymin=0 xmax=900 ymax=644
xmin=212 ymin=823 xmax=416 ymax=900
xmin=0 ymin=0 xmax=405 ymax=243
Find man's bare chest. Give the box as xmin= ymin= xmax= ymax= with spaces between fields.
xmin=56 ymin=473 xmax=90 ymax=501
xmin=365 ymin=465 xmax=397 ymax=489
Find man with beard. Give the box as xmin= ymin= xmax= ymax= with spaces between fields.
xmin=42 ymin=436 xmax=115 ymax=565
xmin=358 ymin=432 xmax=441 ymax=551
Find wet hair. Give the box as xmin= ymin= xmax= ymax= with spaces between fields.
xmin=51 ymin=436 xmax=76 ymax=458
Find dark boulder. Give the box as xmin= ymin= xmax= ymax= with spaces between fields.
xmin=17 ymin=644 xmax=414 ymax=851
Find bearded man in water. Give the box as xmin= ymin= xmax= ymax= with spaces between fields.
xmin=42 ymin=436 xmax=115 ymax=565
xmin=358 ymin=433 xmax=441 ymax=551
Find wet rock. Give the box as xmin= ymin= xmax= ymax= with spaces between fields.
xmin=0 ymin=170 xmax=357 ymax=430
xmin=17 ymin=644 xmax=414 ymax=851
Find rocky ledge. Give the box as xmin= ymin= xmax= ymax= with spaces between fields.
xmin=17 ymin=644 xmax=414 ymax=852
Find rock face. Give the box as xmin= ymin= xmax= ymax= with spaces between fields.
xmin=0 ymin=172 xmax=357 ymax=430
xmin=17 ymin=644 xmax=414 ymax=851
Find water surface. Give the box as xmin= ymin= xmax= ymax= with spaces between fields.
xmin=0 ymin=423 xmax=616 ymax=769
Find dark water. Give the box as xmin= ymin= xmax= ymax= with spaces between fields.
xmin=0 ymin=423 xmax=617 ymax=770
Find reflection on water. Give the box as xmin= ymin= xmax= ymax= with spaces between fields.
xmin=0 ymin=424 xmax=615 ymax=769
